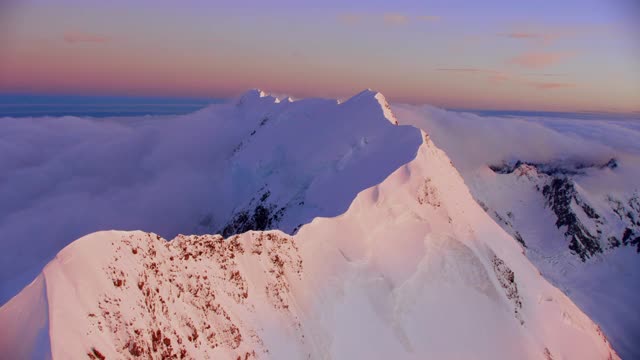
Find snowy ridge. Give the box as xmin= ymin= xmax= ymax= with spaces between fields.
xmin=0 ymin=118 xmax=619 ymax=359
xmin=393 ymin=104 xmax=640 ymax=359
xmin=0 ymin=89 xmax=421 ymax=304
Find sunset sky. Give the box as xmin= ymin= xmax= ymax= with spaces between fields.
xmin=1 ymin=0 xmax=638 ymax=112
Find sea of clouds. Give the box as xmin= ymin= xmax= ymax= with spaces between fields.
xmin=1 ymin=100 xmax=639 ymax=304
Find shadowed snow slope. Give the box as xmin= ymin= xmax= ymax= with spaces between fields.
xmin=0 ymin=89 xmax=421 ymax=304
xmin=0 ymin=130 xmax=618 ymax=359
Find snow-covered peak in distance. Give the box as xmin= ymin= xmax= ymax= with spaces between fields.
xmin=343 ymin=88 xmax=399 ymax=125
xmin=236 ymin=89 xmax=293 ymax=106
xmin=0 ymin=130 xmax=618 ymax=359
xmin=235 ymin=88 xmax=276 ymax=107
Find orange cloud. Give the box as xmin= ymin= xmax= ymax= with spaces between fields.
xmin=509 ymin=52 xmax=572 ymax=69
xmin=63 ymin=32 xmax=111 ymax=44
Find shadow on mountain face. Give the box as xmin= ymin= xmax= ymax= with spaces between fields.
xmin=211 ymin=90 xmax=423 ymax=239
xmin=0 ymin=89 xmax=423 ymax=305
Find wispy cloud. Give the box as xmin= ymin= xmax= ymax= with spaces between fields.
xmin=436 ymin=68 xmax=499 ymax=74
xmin=499 ymin=32 xmax=562 ymax=45
xmin=502 ymin=32 xmax=539 ymax=39
xmin=525 ymin=73 xmax=568 ymax=77
xmin=488 ymin=73 xmax=512 ymax=83
xmin=64 ymin=31 xmax=111 ymax=44
xmin=498 ymin=25 xmax=610 ymax=46
xmin=383 ymin=13 xmax=409 ymax=25
xmin=338 ymin=13 xmax=440 ymax=26
xmin=508 ymin=52 xmax=573 ymax=69
xmin=436 ymin=68 xmax=576 ymax=90
xmin=337 ymin=14 xmax=363 ymax=25
xmin=526 ymin=81 xmax=577 ymax=90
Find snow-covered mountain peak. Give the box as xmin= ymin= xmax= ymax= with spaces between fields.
xmin=344 ymin=89 xmax=399 ymax=125
xmin=237 ymin=89 xmax=299 ymax=106
xmin=237 ymin=88 xmax=277 ymax=106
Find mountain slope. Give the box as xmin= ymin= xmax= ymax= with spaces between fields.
xmin=393 ymin=104 xmax=640 ymax=359
xmin=1 ymin=129 xmax=618 ymax=359
xmin=0 ymin=89 xmax=421 ymax=304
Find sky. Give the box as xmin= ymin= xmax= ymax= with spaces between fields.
xmin=0 ymin=0 xmax=638 ymax=112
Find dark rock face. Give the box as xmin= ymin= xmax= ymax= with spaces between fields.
xmin=483 ymin=158 xmax=638 ymax=261
xmin=489 ymin=158 xmax=617 ymax=177
xmin=608 ymin=194 xmax=640 ymax=253
xmin=219 ymin=190 xmax=289 ymax=238
xmin=220 ymin=203 xmax=287 ymax=238
xmin=491 ymin=254 xmax=523 ymax=325
xmin=542 ymin=178 xmax=602 ymax=261
xmin=489 ymin=209 xmax=527 ymax=248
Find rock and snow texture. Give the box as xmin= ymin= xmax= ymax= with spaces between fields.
xmin=394 ymin=104 xmax=640 ymax=359
xmin=1 ymin=133 xmax=618 ymax=359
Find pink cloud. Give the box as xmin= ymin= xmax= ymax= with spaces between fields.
xmin=383 ymin=13 xmax=409 ymax=25
xmin=64 ymin=31 xmax=111 ymax=44
xmin=500 ymin=32 xmax=562 ymax=44
xmin=527 ymin=81 xmax=577 ymax=90
xmin=436 ymin=67 xmax=575 ymax=90
xmin=436 ymin=68 xmax=499 ymax=74
xmin=339 ymin=13 xmax=440 ymax=26
xmin=488 ymin=73 xmax=511 ymax=83
xmin=509 ymin=52 xmax=572 ymax=69
xmin=337 ymin=14 xmax=363 ymax=25
xmin=503 ymin=32 xmax=539 ymax=39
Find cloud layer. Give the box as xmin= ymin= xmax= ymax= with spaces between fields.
xmin=394 ymin=104 xmax=640 ymax=175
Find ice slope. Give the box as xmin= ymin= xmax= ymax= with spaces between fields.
xmin=393 ymin=104 xmax=640 ymax=359
xmin=0 ymin=132 xmax=618 ymax=359
xmin=0 ymin=89 xmax=421 ymax=304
